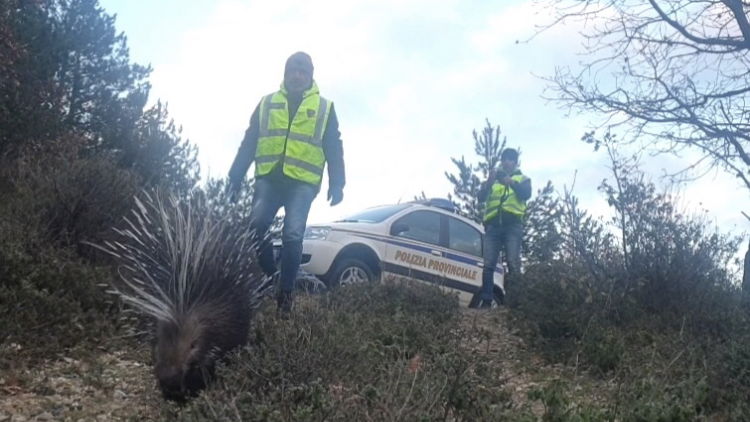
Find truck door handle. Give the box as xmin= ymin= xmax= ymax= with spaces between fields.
xmin=430 ymin=250 xmax=442 ymax=257
xmin=476 ymin=262 xmax=483 ymax=267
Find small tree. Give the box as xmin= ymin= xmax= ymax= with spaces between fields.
xmin=0 ymin=0 xmax=67 ymax=157
xmin=52 ymin=0 xmax=151 ymax=151
xmin=0 ymin=0 xmax=22 ymax=147
xmin=523 ymin=181 xmax=564 ymax=266
xmin=128 ymin=101 xmax=200 ymax=193
xmin=445 ymin=119 xmax=506 ymax=222
xmin=0 ymin=0 xmax=199 ymax=192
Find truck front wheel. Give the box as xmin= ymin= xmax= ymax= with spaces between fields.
xmin=328 ymin=258 xmax=376 ymax=288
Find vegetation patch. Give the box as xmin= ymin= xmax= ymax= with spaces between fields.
xmin=169 ymin=281 xmax=517 ymax=421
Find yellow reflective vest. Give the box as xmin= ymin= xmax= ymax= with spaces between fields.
xmin=255 ymin=82 xmax=332 ymax=186
xmin=482 ymin=171 xmax=529 ymax=223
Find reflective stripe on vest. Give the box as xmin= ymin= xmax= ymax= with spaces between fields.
xmin=483 ymin=172 xmax=528 ymax=222
xmin=255 ymin=82 xmax=332 ymax=186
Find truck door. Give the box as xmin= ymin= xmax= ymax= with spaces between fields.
xmin=383 ymin=210 xmax=445 ymax=285
xmin=444 ymin=216 xmax=488 ymax=304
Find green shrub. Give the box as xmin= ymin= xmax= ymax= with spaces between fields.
xmin=513 ymin=159 xmax=743 ymax=341
xmin=509 ymin=260 xmax=605 ymax=361
xmin=616 ymin=376 xmax=711 ymax=422
xmin=596 ymin=158 xmax=741 ymax=317
xmin=166 ymin=281 xmax=516 ymax=421
xmin=0 ymin=154 xmax=135 ymax=361
xmin=0 ymin=239 xmax=119 ymax=362
xmin=528 ymin=380 xmax=608 ymax=422
xmin=510 ymin=157 xmax=750 ymax=418
xmin=7 ymin=153 xmax=139 ymax=254
xmin=580 ymin=327 xmax=624 ymax=375
xmin=715 ymin=333 xmax=750 ymax=402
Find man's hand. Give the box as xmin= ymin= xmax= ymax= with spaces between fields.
xmin=327 ymin=187 xmax=343 ymax=206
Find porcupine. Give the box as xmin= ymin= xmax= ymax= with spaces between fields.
xmin=97 ymin=190 xmax=271 ymax=401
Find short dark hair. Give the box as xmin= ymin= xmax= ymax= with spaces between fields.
xmin=501 ymin=148 xmax=519 ymax=163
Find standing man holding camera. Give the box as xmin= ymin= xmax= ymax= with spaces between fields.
xmin=476 ymin=148 xmax=531 ymax=308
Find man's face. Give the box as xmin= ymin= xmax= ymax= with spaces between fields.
xmin=501 ymin=158 xmax=517 ymax=173
xmin=284 ymin=65 xmax=313 ymax=95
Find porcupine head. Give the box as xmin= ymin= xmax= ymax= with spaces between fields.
xmin=154 ymin=293 xmax=252 ymax=401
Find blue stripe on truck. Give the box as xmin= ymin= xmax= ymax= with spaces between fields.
xmin=381 ymin=262 xmax=480 ymax=294
xmin=334 ymin=229 xmax=503 ymax=274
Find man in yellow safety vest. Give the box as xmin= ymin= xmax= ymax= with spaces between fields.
xmin=227 ymin=52 xmax=346 ymax=315
xmin=476 ymin=148 xmax=531 ymax=308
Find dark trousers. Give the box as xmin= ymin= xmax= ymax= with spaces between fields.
xmin=249 ymin=175 xmax=317 ymax=293
xmin=480 ymin=218 xmax=523 ymax=302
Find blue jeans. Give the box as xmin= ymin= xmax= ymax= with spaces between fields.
xmin=480 ymin=218 xmax=523 ymax=302
xmin=249 ymin=175 xmax=317 ymax=293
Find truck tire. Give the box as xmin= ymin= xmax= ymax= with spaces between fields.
xmin=328 ymin=257 xmax=376 ymax=288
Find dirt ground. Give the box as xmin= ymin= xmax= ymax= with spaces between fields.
xmin=0 ymin=308 xmax=609 ymax=421
xmin=0 ymin=342 xmax=161 ymax=421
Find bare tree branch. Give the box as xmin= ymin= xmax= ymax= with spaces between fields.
xmin=546 ymin=0 xmax=750 ymax=194
xmin=648 ymin=0 xmax=747 ymax=48
xmin=722 ymin=0 xmax=750 ymax=42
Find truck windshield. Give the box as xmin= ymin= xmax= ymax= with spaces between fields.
xmin=336 ymin=204 xmax=411 ymax=223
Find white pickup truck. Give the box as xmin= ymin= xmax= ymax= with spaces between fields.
xmin=299 ymin=198 xmax=505 ymax=306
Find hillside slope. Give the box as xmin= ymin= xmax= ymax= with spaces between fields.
xmin=1 ymin=282 xmax=619 ymax=421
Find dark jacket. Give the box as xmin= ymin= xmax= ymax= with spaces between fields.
xmin=227 ymin=95 xmax=346 ymax=192
xmin=478 ymin=169 xmax=532 ymax=225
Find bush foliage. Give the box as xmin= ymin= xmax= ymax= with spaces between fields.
xmin=167 ymin=281 xmax=519 ymax=421
xmin=509 ymin=149 xmax=749 ymax=419
xmin=0 ymin=0 xmax=199 ymax=361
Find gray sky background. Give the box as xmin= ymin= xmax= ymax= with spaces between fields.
xmin=99 ymin=0 xmax=749 ymax=237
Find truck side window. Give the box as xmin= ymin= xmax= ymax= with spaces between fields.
xmin=447 ymin=217 xmax=482 ymax=256
xmin=393 ymin=211 xmax=441 ymax=245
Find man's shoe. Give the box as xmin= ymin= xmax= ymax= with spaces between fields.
xmin=277 ymin=290 xmax=293 ymax=317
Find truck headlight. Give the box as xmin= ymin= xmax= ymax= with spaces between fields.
xmin=304 ymin=226 xmax=331 ymax=240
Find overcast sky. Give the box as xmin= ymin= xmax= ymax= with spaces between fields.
xmin=99 ymin=0 xmax=748 ymax=236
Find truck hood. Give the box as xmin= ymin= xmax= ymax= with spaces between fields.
xmin=310 ymin=221 xmax=389 ymax=236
